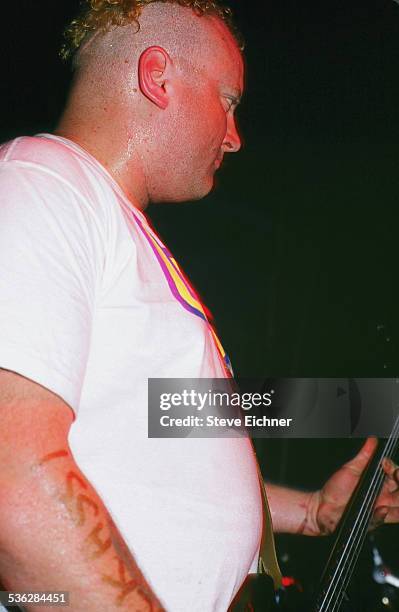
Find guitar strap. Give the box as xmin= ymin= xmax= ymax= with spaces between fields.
xmin=254 ymin=450 xmax=282 ymax=590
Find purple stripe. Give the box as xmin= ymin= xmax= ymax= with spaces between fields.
xmin=159 ymin=245 xmax=199 ymax=301
xmin=132 ymin=211 xmax=232 ymax=375
xmin=134 ymin=214 xmax=207 ymax=322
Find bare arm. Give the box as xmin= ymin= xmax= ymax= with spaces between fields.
xmin=265 ymin=482 xmax=318 ymax=536
xmin=0 ymin=370 xmax=164 ymax=611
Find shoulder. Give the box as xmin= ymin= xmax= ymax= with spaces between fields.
xmin=0 ymin=135 xmax=117 ymax=216
xmin=0 ymin=135 xmax=120 ymax=233
xmin=0 ymin=135 xmax=87 ymax=183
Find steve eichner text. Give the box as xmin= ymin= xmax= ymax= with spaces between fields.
xmin=159 ymin=390 xmax=273 ymax=411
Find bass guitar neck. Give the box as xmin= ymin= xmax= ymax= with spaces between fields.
xmin=313 ymin=418 xmax=399 ymax=612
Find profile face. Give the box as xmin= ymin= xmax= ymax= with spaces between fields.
xmin=158 ymin=20 xmax=244 ymax=203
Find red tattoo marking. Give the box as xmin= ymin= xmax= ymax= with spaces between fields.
xmin=75 ymin=494 xmax=99 ymax=526
xmin=135 ymin=586 xmax=155 ymax=611
xmin=66 ymin=471 xmax=87 ymax=495
xmin=86 ymin=522 xmax=112 ymax=559
xmin=102 ymin=558 xmax=153 ymax=608
xmin=60 ymin=471 xmax=88 ymax=524
xmin=39 ymin=450 xmax=69 ymax=465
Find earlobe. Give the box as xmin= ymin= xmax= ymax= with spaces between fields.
xmin=138 ymin=46 xmax=170 ymax=110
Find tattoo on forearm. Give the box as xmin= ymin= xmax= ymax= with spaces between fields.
xmin=38 ymin=450 xmax=101 ymax=530
xmin=60 ymin=471 xmax=95 ymax=526
xmin=75 ymin=494 xmax=99 ymax=526
xmin=135 ymin=586 xmax=155 ymax=611
xmin=65 ymin=470 xmax=87 ymax=496
xmin=86 ymin=522 xmax=112 ymax=559
xmin=39 ymin=450 xmax=69 ymax=464
xmin=102 ymin=558 xmax=154 ymax=609
xmin=39 ymin=450 xmax=156 ymax=608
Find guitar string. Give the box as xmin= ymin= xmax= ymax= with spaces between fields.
xmin=329 ymin=420 xmax=399 ymax=612
xmin=319 ymin=418 xmax=399 ymax=612
xmin=321 ymin=435 xmax=397 ymax=612
xmin=322 ymin=419 xmax=399 ymax=612
xmin=329 ymin=464 xmax=390 ymax=612
xmin=329 ymin=458 xmax=393 ymax=612
xmin=317 ymin=415 xmax=399 ymax=611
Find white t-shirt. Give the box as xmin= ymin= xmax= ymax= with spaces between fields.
xmin=0 ymin=134 xmax=262 ymax=611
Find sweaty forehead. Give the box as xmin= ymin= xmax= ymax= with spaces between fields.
xmin=187 ymin=15 xmax=244 ymax=91
xmin=202 ymin=16 xmax=243 ymax=67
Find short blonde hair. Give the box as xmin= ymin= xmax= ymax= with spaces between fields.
xmin=60 ymin=0 xmax=244 ymax=62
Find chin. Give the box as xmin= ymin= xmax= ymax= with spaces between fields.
xmin=152 ymin=176 xmax=215 ymax=204
xmin=191 ymin=177 xmax=216 ymax=201
xmin=171 ymin=186 xmax=215 ymax=204
xmin=190 ymin=187 xmax=214 ymax=202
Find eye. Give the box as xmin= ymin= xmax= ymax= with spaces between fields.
xmin=222 ymin=97 xmax=235 ymax=113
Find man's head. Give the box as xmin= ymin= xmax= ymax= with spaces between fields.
xmin=58 ymin=1 xmax=245 ymax=207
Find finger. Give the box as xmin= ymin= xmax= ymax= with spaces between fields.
xmin=345 ymin=437 xmax=378 ymax=476
xmin=374 ymin=505 xmax=399 ymax=526
xmin=382 ymin=458 xmax=399 ymax=484
xmin=383 ymin=506 xmax=399 ymax=524
xmin=370 ymin=505 xmax=389 ymax=529
xmin=383 ymin=476 xmax=399 ymax=494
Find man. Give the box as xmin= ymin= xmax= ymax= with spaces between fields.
xmin=0 ymin=1 xmax=397 ymax=610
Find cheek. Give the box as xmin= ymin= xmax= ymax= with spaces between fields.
xmin=170 ymin=93 xmax=226 ymax=160
xmin=198 ymin=106 xmax=228 ymax=151
xmin=202 ymin=99 xmax=226 ymax=130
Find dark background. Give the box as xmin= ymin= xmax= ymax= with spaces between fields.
xmin=1 ymin=0 xmax=399 ymax=606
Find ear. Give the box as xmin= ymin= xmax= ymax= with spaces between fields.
xmin=138 ymin=46 xmax=171 ymax=110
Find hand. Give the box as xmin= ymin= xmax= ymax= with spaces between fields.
xmin=310 ymin=438 xmax=399 ymax=536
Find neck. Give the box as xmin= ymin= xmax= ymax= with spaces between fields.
xmin=55 ymin=111 xmax=150 ymax=211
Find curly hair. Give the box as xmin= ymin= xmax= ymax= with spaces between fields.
xmin=60 ymin=0 xmax=244 ymax=62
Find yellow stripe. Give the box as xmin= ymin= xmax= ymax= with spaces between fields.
xmin=147 ymin=232 xmax=207 ymax=318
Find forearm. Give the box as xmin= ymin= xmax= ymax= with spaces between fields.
xmin=265 ymin=481 xmax=321 ymax=536
xmin=0 ymin=447 xmax=163 ymax=611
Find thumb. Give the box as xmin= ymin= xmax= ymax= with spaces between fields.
xmin=346 ymin=437 xmax=378 ymax=476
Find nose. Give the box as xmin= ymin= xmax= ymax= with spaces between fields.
xmin=223 ymin=115 xmax=242 ymax=154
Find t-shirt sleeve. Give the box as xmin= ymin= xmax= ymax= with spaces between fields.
xmin=0 ymin=161 xmax=103 ymax=414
